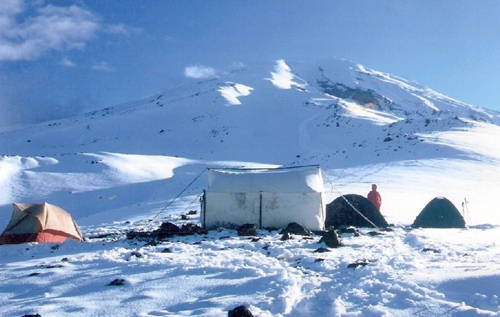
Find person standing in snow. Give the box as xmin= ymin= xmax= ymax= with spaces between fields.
xmin=367 ymin=184 xmax=382 ymax=210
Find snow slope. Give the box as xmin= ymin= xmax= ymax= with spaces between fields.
xmin=1 ymin=58 xmax=500 ymax=316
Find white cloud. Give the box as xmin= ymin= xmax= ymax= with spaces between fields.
xmin=60 ymin=56 xmax=76 ymax=67
xmin=184 ymin=65 xmax=218 ymax=79
xmin=91 ymin=61 xmax=115 ymax=72
xmin=0 ymin=0 xmax=100 ymax=62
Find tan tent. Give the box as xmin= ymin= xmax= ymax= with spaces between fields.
xmin=0 ymin=202 xmax=83 ymax=245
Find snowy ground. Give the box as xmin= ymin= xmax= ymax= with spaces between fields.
xmin=1 ymin=216 xmax=500 ymax=317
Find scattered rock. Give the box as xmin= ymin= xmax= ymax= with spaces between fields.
xmin=28 ymin=273 xmax=40 ymax=277
xmin=50 ymin=244 xmax=59 ymax=250
xmin=130 ymin=251 xmax=142 ymax=258
xmin=61 ymin=258 xmax=69 ymax=262
xmin=181 ymin=215 xmax=189 ymax=220
xmin=228 ymin=305 xmax=254 ymax=317
xmin=237 ymin=223 xmax=257 ymax=236
xmin=161 ymin=248 xmax=172 ymax=253
xmin=280 ymin=222 xmax=312 ymax=236
xmin=313 ymin=247 xmax=331 ymax=253
xmin=156 ymin=222 xmax=181 ymax=238
xmin=319 ymin=230 xmax=342 ymax=248
xmin=338 ymin=227 xmax=361 ymax=236
xmin=367 ymin=231 xmax=384 ymax=236
xmin=250 ymin=238 xmax=260 ymax=242
xmin=46 ymin=264 xmax=64 ymax=269
xmin=179 ymin=223 xmax=208 ymax=236
xmin=348 ymin=260 xmax=370 ymax=269
xmin=108 ymin=278 xmax=125 ymax=286
xmin=314 ymin=258 xmax=325 ymax=263
xmin=280 ymin=232 xmax=292 ymax=241
xmin=22 ymin=314 xmax=41 ymax=317
xmin=127 ymin=222 xmax=207 ymax=240
xmin=422 ymin=248 xmax=440 ymax=253
xmin=187 ymin=210 xmax=198 ymax=215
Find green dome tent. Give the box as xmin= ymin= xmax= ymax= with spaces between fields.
xmin=412 ymin=197 xmax=466 ymax=228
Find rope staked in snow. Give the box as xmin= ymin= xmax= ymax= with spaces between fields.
xmin=181 ymin=192 xmax=204 ymax=215
xmin=321 ymin=170 xmax=380 ymax=230
xmin=150 ymin=168 xmax=208 ymax=222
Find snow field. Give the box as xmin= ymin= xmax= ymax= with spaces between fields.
xmin=1 ymin=223 xmax=499 ymax=316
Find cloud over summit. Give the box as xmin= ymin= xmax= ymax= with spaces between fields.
xmin=184 ymin=65 xmax=219 ymax=79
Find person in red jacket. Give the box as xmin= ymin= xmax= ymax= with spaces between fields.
xmin=367 ymin=184 xmax=382 ymax=210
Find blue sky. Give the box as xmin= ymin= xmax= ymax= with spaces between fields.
xmin=2 ymin=0 xmax=500 ymax=125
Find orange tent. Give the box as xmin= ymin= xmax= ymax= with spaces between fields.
xmin=0 ymin=203 xmax=83 ymax=245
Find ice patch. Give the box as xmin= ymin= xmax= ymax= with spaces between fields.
xmin=218 ymin=82 xmax=254 ymax=106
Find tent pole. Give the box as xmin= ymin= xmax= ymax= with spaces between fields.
xmin=259 ymin=191 xmax=263 ymax=229
xmin=202 ymin=190 xmax=207 ymax=229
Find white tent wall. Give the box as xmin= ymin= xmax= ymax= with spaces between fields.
xmin=261 ymin=192 xmax=324 ymax=230
xmin=201 ymin=166 xmax=326 ymax=231
xmin=203 ymin=192 xmax=261 ymax=228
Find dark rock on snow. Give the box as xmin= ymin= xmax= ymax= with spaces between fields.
xmin=422 ymin=248 xmax=440 ymax=253
xmin=412 ymin=197 xmax=466 ymax=228
xmin=313 ymin=247 xmax=331 ymax=253
xmin=280 ymin=222 xmax=312 ymax=236
xmin=348 ymin=259 xmax=370 ymax=269
xmin=22 ymin=314 xmax=42 ymax=317
xmin=237 ymin=223 xmax=257 ymax=236
xmin=319 ymin=230 xmax=342 ymax=248
xmin=127 ymin=222 xmax=207 ymax=240
xmin=108 ymin=278 xmax=125 ymax=286
xmin=280 ymin=232 xmax=292 ymax=241
xmin=228 ymin=305 xmax=254 ymax=317
xmin=325 ymin=194 xmax=389 ymax=228
xmin=337 ymin=227 xmax=361 ymax=236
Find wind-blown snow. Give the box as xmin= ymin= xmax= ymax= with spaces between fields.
xmin=85 ymin=152 xmax=195 ymax=183
xmin=218 ymin=82 xmax=254 ymax=105
xmin=267 ymin=59 xmax=306 ymax=90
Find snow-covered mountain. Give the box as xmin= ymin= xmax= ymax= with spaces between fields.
xmin=1 ymin=58 xmax=499 ymax=225
xmin=1 ymin=58 xmax=500 ymax=317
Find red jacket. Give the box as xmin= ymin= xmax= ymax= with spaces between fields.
xmin=367 ymin=190 xmax=382 ymax=210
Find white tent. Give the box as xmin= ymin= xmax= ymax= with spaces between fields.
xmin=201 ymin=165 xmax=326 ymax=231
